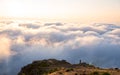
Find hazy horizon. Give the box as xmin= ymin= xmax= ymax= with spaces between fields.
xmin=0 ymin=0 xmax=120 ymax=24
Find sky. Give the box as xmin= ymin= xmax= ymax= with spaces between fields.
xmin=0 ymin=0 xmax=120 ymax=23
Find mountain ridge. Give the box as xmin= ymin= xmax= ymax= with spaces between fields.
xmin=18 ymin=59 xmax=120 ymax=75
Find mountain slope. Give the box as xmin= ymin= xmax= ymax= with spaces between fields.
xmin=18 ymin=59 xmax=120 ymax=75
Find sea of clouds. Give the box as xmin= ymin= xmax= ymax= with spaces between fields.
xmin=0 ymin=20 xmax=120 ymax=75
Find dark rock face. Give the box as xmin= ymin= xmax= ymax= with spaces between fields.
xmin=18 ymin=59 xmax=71 ymax=75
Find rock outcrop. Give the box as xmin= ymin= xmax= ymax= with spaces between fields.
xmin=18 ymin=59 xmax=120 ymax=75
xmin=18 ymin=59 xmax=71 ymax=75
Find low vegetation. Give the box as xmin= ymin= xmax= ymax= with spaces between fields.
xmin=102 ymin=72 xmax=110 ymax=75
xmin=91 ymin=71 xmax=99 ymax=75
xmin=18 ymin=59 xmax=120 ymax=75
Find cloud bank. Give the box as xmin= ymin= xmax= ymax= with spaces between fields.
xmin=0 ymin=20 xmax=120 ymax=75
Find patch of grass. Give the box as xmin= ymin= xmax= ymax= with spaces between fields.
xmin=65 ymin=68 xmax=74 ymax=72
xmin=91 ymin=71 xmax=99 ymax=75
xmin=48 ymin=68 xmax=58 ymax=74
xmin=102 ymin=72 xmax=110 ymax=75
xmin=22 ymin=73 xmax=26 ymax=75
xmin=58 ymin=72 xmax=63 ymax=74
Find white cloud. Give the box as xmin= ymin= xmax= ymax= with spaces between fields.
xmin=0 ymin=20 xmax=120 ymax=75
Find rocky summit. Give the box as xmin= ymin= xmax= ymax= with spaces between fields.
xmin=18 ymin=59 xmax=120 ymax=75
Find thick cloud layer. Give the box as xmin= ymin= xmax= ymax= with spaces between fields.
xmin=0 ymin=20 xmax=120 ymax=75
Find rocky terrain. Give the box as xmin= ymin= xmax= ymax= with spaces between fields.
xmin=18 ymin=59 xmax=120 ymax=75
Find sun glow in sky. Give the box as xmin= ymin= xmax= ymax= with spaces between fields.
xmin=0 ymin=0 xmax=120 ymax=23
